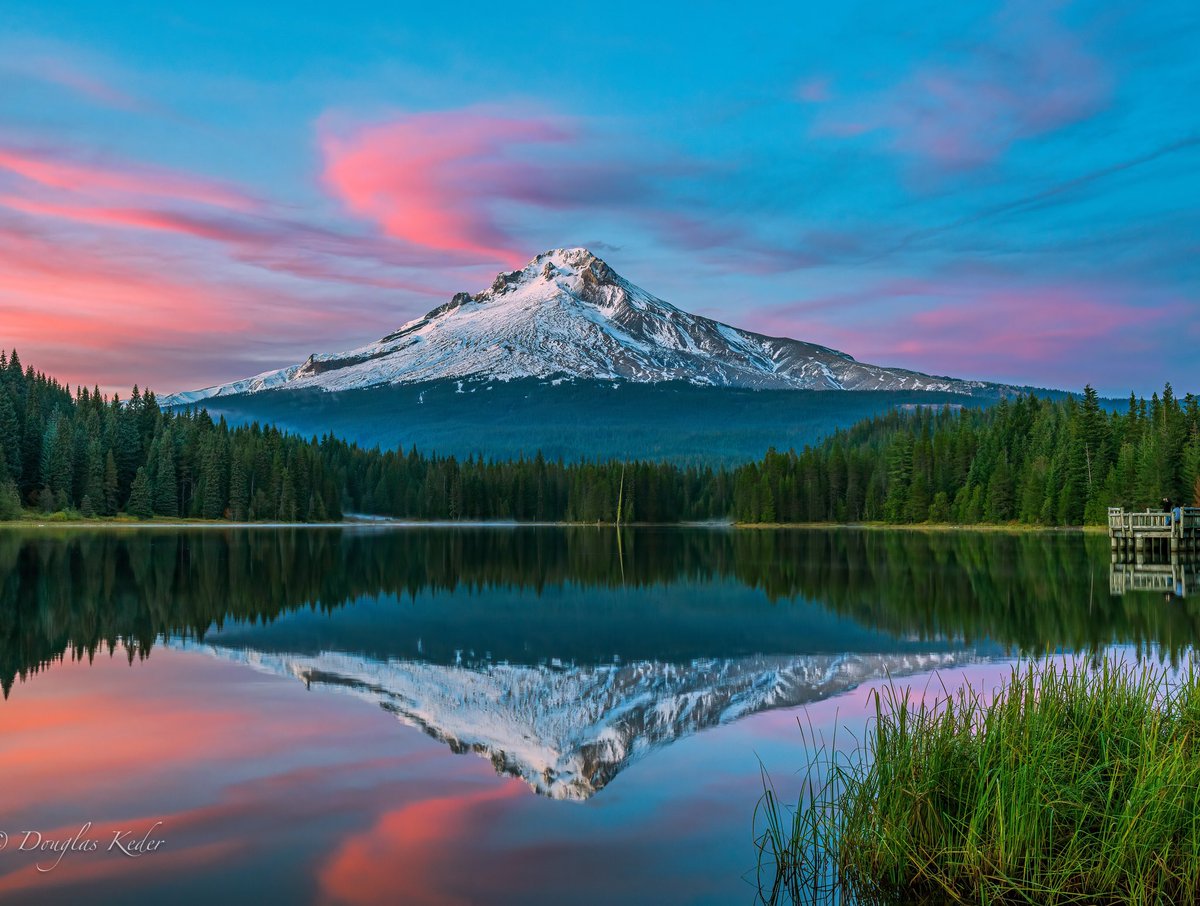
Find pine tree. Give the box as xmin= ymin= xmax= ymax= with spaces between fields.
xmin=113 ymin=407 xmax=142 ymax=500
xmin=21 ymin=392 xmax=42 ymax=496
xmin=279 ymin=469 xmax=297 ymax=522
xmin=0 ymin=477 xmax=20 ymax=521
xmin=229 ymin=455 xmax=249 ymax=522
xmin=153 ymin=437 xmax=178 ymax=516
xmin=103 ymin=451 xmax=120 ymax=516
xmin=127 ymin=467 xmax=153 ymax=519
xmin=84 ymin=439 xmax=104 ymax=513
xmin=883 ymin=434 xmax=914 ymax=523
xmin=985 ymin=456 xmax=1015 ymax=522
xmin=0 ymin=390 xmax=19 ymax=482
xmin=929 ymin=491 xmax=951 ymax=523
xmin=201 ymin=437 xmax=228 ymax=519
xmin=758 ymin=472 xmax=775 ymax=523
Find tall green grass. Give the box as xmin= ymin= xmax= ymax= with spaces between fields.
xmin=756 ymin=658 xmax=1200 ymax=905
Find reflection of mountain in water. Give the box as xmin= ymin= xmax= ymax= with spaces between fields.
xmin=173 ymin=641 xmax=986 ymax=799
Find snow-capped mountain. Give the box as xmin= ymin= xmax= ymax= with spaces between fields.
xmin=162 ymin=248 xmax=1008 ymax=405
xmin=170 ymin=639 xmax=989 ymax=800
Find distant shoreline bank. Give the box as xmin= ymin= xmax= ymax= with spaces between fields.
xmin=1 ymin=517 xmax=1106 ymax=533
xmin=736 ymin=521 xmax=1105 ymax=534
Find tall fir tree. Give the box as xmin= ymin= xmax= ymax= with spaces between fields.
xmin=127 ymin=467 xmax=153 ymax=520
xmin=153 ymin=434 xmax=179 ymax=517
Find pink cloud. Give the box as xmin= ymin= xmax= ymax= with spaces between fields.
xmin=0 ymin=147 xmax=258 ymax=211
xmin=0 ymin=195 xmax=256 ymax=240
xmin=0 ymin=214 xmax=392 ymax=392
xmin=745 ymin=276 xmax=1192 ymax=392
xmin=0 ymin=193 xmax=446 ymax=292
xmin=0 ymin=138 xmax=484 ymax=390
xmin=320 ymin=109 xmax=579 ymax=266
xmin=319 ymin=107 xmax=731 ymax=268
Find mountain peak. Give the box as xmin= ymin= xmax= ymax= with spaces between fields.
xmin=531 ymin=246 xmax=607 ymax=270
xmin=162 ymin=248 xmax=1010 ymax=404
xmin=470 ymin=247 xmax=617 ymax=303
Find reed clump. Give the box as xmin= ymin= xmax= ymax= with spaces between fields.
xmin=756 ymin=658 xmax=1200 ymax=905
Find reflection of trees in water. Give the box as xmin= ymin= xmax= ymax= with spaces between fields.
xmin=2 ymin=528 xmax=1198 ymax=696
xmin=792 ymin=532 xmax=1200 ymax=658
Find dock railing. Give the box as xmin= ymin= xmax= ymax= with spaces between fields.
xmin=1109 ymin=506 xmax=1200 ymax=557
xmin=1109 ymin=507 xmax=1200 ymax=531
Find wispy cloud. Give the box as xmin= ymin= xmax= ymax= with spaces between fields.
xmin=319 ymin=107 xmax=670 ymax=267
xmin=0 ymin=146 xmax=258 ymax=210
xmin=867 ymin=135 xmax=1200 ymax=262
xmin=320 ymin=109 xmax=575 ymax=265
xmin=794 ymin=77 xmax=831 ymax=104
xmin=811 ymin=0 xmax=1112 ymax=167
xmin=0 ymin=38 xmax=151 ymax=113
xmin=749 ymin=275 xmax=1191 ymax=393
xmin=0 ymin=142 xmax=463 ymax=391
xmin=318 ymin=106 xmax=842 ymax=275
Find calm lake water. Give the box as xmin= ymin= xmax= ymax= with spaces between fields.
xmin=0 ymin=527 xmax=1192 ymax=904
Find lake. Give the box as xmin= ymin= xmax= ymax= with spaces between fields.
xmin=0 ymin=527 xmax=1190 ymax=904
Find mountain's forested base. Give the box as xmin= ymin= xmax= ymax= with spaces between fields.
xmin=192 ymin=379 xmax=998 ymax=466
xmin=1 ymin=350 xmax=1196 ymax=526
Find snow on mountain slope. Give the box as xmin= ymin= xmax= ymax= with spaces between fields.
xmin=162 ymin=248 xmax=1007 ymax=405
xmin=170 ymin=639 xmax=990 ymax=800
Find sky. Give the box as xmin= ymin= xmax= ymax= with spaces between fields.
xmin=0 ymin=0 xmax=1197 ymax=397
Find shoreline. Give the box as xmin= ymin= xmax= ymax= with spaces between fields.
xmin=0 ymin=516 xmax=1106 ymax=533
xmin=735 ymin=521 xmax=1106 ymax=534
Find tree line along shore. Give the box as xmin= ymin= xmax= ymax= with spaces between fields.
xmin=1 ymin=350 xmax=1197 ymax=526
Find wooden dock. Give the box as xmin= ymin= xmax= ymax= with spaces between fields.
xmin=1108 ymin=506 xmax=1200 ymax=559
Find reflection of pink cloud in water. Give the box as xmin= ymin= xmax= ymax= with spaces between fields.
xmin=319 ymin=782 xmax=525 ymax=906
xmin=0 ymin=641 xmax=1118 ymax=903
xmin=0 ymin=646 xmax=437 ymax=899
xmin=0 ymin=836 xmax=240 ymax=899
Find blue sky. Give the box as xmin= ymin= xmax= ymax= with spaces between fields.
xmin=0 ymin=0 xmax=1197 ymax=395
